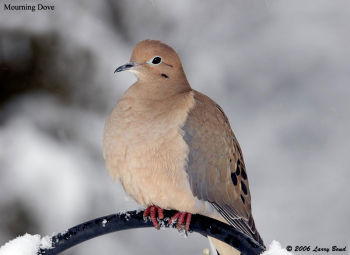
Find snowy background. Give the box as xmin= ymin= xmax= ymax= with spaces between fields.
xmin=1 ymin=0 xmax=350 ymax=254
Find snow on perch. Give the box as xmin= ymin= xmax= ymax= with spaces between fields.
xmin=0 ymin=234 xmax=52 ymax=255
xmin=261 ymin=241 xmax=294 ymax=255
xmin=0 ymin=231 xmax=289 ymax=255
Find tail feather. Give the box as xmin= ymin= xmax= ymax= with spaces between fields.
xmin=208 ymin=237 xmax=241 ymax=255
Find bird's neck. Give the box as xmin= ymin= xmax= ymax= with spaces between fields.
xmin=126 ymin=77 xmax=191 ymax=101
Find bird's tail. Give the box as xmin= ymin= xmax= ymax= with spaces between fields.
xmin=208 ymin=237 xmax=241 ymax=255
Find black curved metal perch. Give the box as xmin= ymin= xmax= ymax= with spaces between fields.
xmin=39 ymin=210 xmax=265 ymax=255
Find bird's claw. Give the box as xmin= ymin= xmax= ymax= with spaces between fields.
xmin=169 ymin=211 xmax=192 ymax=231
xmin=143 ymin=205 xmax=164 ymax=229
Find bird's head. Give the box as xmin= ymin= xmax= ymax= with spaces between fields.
xmin=115 ymin=40 xmax=187 ymax=83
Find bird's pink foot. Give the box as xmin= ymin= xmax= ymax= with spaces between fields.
xmin=143 ymin=205 xmax=164 ymax=229
xmin=169 ymin=212 xmax=192 ymax=231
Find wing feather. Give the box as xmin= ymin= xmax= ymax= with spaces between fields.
xmin=183 ymin=90 xmax=264 ymax=246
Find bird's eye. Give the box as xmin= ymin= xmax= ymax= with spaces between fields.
xmin=149 ymin=56 xmax=162 ymax=65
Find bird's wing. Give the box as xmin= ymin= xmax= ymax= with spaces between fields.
xmin=182 ymin=90 xmax=264 ymax=246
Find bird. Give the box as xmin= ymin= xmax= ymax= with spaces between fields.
xmin=103 ymin=39 xmax=264 ymax=255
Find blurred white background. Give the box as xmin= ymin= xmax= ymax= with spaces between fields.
xmin=0 ymin=0 xmax=349 ymax=254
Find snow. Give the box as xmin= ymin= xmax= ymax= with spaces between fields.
xmin=0 ymin=235 xmax=290 ymax=255
xmin=0 ymin=234 xmax=52 ymax=255
xmin=261 ymin=241 xmax=293 ymax=255
xmin=124 ymin=212 xmax=131 ymax=221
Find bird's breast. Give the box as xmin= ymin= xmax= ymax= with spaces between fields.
xmin=103 ymin=92 xmax=200 ymax=210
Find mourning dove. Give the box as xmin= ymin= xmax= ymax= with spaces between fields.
xmin=103 ymin=40 xmax=264 ymax=255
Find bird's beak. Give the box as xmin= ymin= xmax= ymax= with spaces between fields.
xmin=114 ymin=62 xmax=137 ymax=73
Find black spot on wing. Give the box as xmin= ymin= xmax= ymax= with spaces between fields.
xmin=231 ymin=172 xmax=237 ymax=185
xmin=241 ymin=167 xmax=247 ymax=180
xmin=240 ymin=194 xmax=245 ymax=204
xmin=236 ymin=166 xmax=240 ymax=176
xmin=241 ymin=181 xmax=247 ymax=195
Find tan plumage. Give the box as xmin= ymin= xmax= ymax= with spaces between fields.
xmin=103 ymin=39 xmax=264 ymax=255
